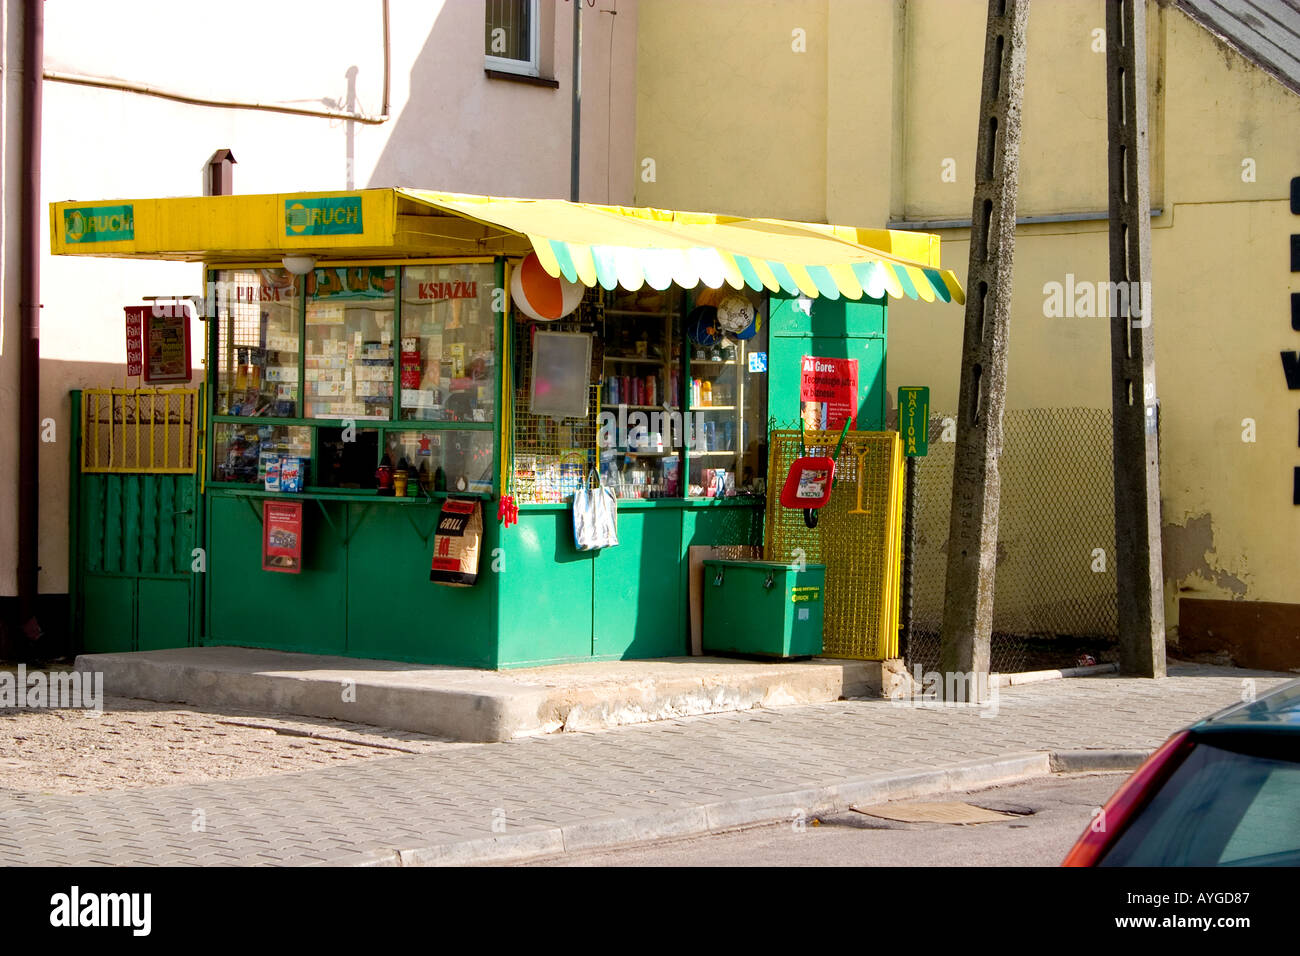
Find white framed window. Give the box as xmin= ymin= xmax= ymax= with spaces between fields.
xmin=485 ymin=0 xmax=541 ymax=78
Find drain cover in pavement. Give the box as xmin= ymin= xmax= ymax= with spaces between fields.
xmin=850 ymin=801 xmax=1020 ymax=825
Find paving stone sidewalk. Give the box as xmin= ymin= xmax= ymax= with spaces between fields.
xmin=0 ymin=664 xmax=1287 ymax=866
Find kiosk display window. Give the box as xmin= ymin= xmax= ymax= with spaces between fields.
xmin=214 ymin=269 xmax=301 ymax=418
xmin=212 ymin=423 xmax=311 ymax=485
xmin=684 ymin=291 xmax=768 ymax=498
xmin=385 ymin=429 xmax=494 ymax=495
xmin=304 ymin=266 xmax=396 ymax=421
xmin=400 ymin=264 xmax=496 ymax=423
xmin=597 ymin=287 xmax=683 ymax=499
xmin=209 ymin=263 xmax=497 ymax=496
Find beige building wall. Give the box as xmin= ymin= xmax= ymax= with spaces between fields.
xmin=1 ymin=0 xmax=639 ymax=605
xmin=636 ymin=0 xmax=1300 ymax=644
xmin=635 ymin=0 xmax=827 ymax=220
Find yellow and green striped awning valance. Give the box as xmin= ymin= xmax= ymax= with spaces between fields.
xmin=398 ymin=190 xmax=964 ymax=305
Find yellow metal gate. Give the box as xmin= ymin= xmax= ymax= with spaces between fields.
xmin=764 ymin=429 xmax=905 ymax=660
xmin=71 ymin=388 xmax=201 ymax=653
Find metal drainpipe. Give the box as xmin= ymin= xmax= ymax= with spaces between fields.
xmin=15 ymin=0 xmax=44 ymax=660
xmin=381 ymin=0 xmax=390 ymax=117
xmin=570 ymin=0 xmax=582 ymax=202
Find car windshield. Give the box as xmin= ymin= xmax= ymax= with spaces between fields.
xmin=1100 ymin=739 xmax=1300 ymax=866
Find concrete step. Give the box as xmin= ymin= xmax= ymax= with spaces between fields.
xmin=74 ymin=647 xmax=896 ymax=742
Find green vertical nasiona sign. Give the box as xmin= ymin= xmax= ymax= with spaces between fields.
xmin=284 ymin=196 xmax=364 ymax=236
xmin=64 ymin=205 xmax=134 ymax=243
xmin=898 ymin=385 xmax=930 ymax=457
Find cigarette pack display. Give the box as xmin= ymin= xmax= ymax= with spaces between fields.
xmin=279 ymin=457 xmax=303 ymax=493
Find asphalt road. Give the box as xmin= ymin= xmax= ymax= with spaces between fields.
xmin=523 ymin=771 xmax=1128 ymax=866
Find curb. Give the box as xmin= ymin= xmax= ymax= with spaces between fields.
xmin=357 ymin=749 xmax=1141 ymax=867
xmin=991 ymin=662 xmax=1119 ymax=687
xmin=1049 ymin=749 xmax=1150 ymax=773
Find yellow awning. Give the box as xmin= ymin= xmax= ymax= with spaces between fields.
xmin=50 ymin=188 xmax=963 ymax=305
xmin=399 ymin=190 xmax=963 ymax=304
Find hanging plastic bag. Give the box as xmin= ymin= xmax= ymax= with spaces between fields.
xmin=573 ymin=470 xmax=619 ymax=551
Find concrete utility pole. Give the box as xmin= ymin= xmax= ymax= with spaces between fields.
xmin=1106 ymin=0 xmax=1166 ymax=677
xmin=939 ymin=0 xmax=1030 ymax=699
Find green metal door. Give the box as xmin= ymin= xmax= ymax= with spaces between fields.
xmin=592 ymin=507 xmax=685 ymax=659
xmin=70 ymin=389 xmax=201 ymax=653
xmin=768 ymin=294 xmax=888 ymax=429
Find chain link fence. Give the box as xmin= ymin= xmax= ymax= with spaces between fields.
xmin=906 ymin=407 xmax=1119 ymax=675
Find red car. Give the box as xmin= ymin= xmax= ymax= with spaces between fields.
xmin=1063 ymin=677 xmax=1300 ymax=866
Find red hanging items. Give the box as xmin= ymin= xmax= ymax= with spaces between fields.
xmin=778 ymin=419 xmax=851 ymax=528
xmin=498 ymin=493 xmax=518 ymax=529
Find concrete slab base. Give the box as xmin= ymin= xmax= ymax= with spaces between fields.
xmin=73 ymin=647 xmax=888 ymax=743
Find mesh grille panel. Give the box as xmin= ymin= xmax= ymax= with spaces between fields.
xmin=765 ymin=429 xmax=903 ymax=660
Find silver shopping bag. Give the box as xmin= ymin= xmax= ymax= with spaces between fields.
xmin=573 ymin=471 xmax=619 ymax=551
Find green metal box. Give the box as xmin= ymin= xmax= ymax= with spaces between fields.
xmin=702 ymin=560 xmax=825 ymax=659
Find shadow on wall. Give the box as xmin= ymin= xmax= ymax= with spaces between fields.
xmin=367 ymin=2 xmax=629 ymax=200
xmin=367 ymin=3 xmax=558 ymax=194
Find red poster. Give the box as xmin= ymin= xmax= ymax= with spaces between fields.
xmin=262 ymin=500 xmax=303 ymax=574
xmin=400 ymin=349 xmax=422 ymax=389
xmin=143 ymin=303 xmax=192 ymax=383
xmin=799 ymin=355 xmax=858 ymax=430
xmin=126 ymin=304 xmax=191 ymax=382
xmin=124 ymin=306 xmax=146 ymax=378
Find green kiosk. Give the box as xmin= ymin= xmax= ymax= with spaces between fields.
xmin=53 ymin=188 xmax=964 ymax=668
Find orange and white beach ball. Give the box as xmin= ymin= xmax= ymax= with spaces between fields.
xmin=510 ymin=252 xmax=586 ymax=321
